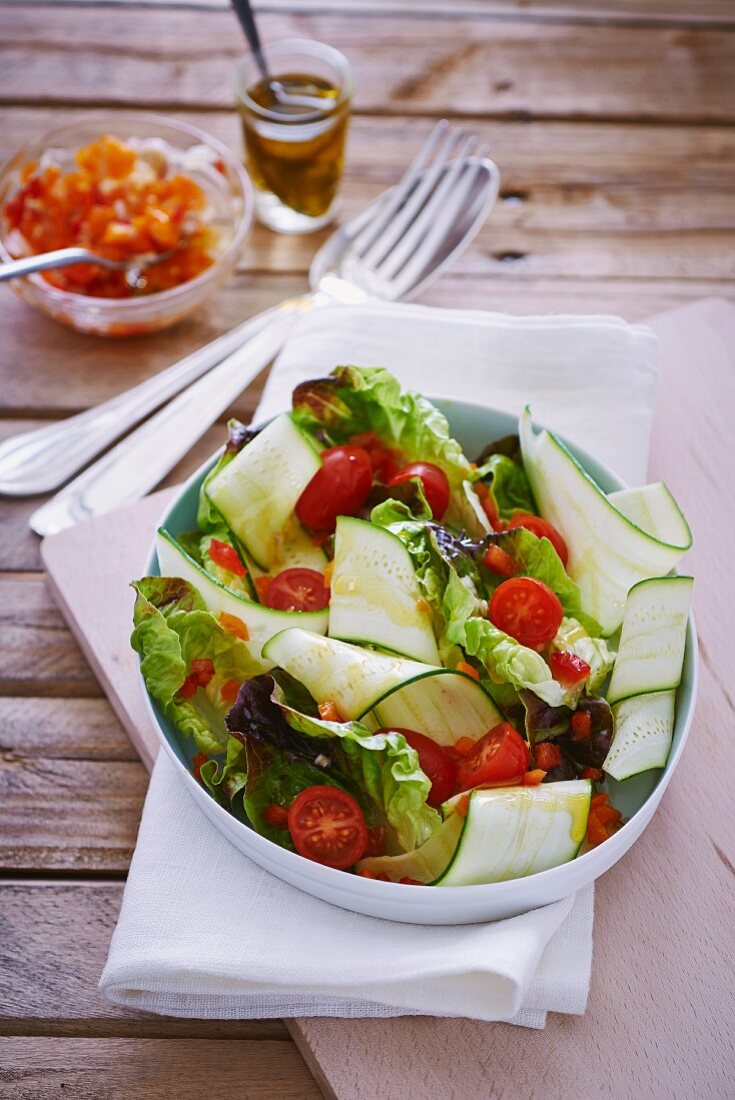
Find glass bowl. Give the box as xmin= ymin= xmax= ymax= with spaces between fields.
xmin=0 ymin=113 xmax=253 ymax=336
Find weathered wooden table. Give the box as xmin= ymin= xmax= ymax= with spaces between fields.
xmin=1 ymin=2 xmax=734 ymax=1097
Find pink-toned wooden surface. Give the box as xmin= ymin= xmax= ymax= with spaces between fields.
xmin=40 ymin=300 xmax=735 ymax=1100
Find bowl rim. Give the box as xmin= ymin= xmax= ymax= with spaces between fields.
xmin=0 ymin=110 xmax=253 ymax=308
xmin=140 ymin=396 xmax=698 ymax=900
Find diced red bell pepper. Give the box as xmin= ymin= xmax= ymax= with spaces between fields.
xmin=550 ymin=650 xmax=591 ymax=688
xmin=535 ymin=742 xmax=562 ymax=770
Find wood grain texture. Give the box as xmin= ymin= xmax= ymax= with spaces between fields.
xmin=0 ymin=880 xmax=289 ymax=1041
xmin=0 ymin=696 xmax=136 ymax=760
xmin=0 ymin=1037 xmax=323 ymax=1098
xmin=2 ymin=109 xmax=734 ymax=289
xmin=2 ymin=6 xmax=735 ymax=123
xmin=0 ymin=420 xmax=230 ymax=572
xmin=0 ymin=755 xmax=147 ymax=873
xmin=0 ymin=576 xmax=99 ymax=697
xmin=14 ymin=0 xmax=735 ymax=27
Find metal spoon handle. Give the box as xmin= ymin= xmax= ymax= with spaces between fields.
xmin=30 ymin=295 xmax=314 ymax=536
xmin=0 ymin=248 xmax=104 ymax=282
xmin=0 ymin=308 xmax=283 ymax=497
xmin=230 ymin=0 xmax=270 ymax=83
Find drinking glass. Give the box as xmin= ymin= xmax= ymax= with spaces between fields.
xmin=235 ymin=38 xmax=353 ymax=233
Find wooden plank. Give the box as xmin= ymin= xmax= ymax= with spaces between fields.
xmin=0 ymin=880 xmax=289 ymax=1041
xmin=13 ymin=0 xmax=735 ymax=29
xmin=0 ymin=1037 xmax=323 ymax=1098
xmin=0 ymin=272 xmax=293 ymax=419
xmin=3 ymin=110 xmax=733 ymax=281
xmin=0 ymin=696 xmax=136 ymax=760
xmin=0 ymin=696 xmax=146 ymax=872
xmin=0 ymin=421 xmax=230 ymax=573
xmin=0 ymin=576 xmax=100 ymax=697
xmin=0 ymin=755 xmax=147 ymax=873
xmin=2 ymin=6 xmax=735 ymax=123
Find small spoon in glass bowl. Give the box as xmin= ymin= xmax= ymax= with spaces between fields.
xmin=0 ymin=245 xmax=178 ymax=289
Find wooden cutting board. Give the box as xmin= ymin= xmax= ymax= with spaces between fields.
xmin=41 ymin=299 xmax=735 ymax=1100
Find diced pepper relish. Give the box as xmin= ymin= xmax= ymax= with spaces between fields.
xmin=3 ymin=135 xmax=218 ymax=298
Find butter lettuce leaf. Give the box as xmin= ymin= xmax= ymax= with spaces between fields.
xmin=131 ymin=576 xmax=259 ymax=755
xmin=551 ymin=617 xmax=616 ymax=693
xmin=453 ymin=615 xmax=567 ymax=708
xmin=478 ymin=453 xmax=536 ymax=519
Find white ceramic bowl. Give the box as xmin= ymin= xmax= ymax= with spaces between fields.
xmin=141 ymin=398 xmax=698 ymax=924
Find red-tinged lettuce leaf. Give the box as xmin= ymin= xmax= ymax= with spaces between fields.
xmin=520 ymin=689 xmax=614 ymax=773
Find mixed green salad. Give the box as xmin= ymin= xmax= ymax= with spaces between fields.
xmin=132 ymin=366 xmax=693 ymax=886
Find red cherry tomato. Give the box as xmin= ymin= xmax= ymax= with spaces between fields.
xmin=208 ymin=537 xmax=247 ymax=577
xmin=456 ymin=722 xmax=530 ymax=793
xmin=296 ymin=445 xmax=373 ymax=533
xmin=505 ymin=514 xmax=569 ymax=567
xmin=550 ymin=650 xmax=591 ymax=688
xmin=375 ymin=727 xmax=457 ymax=808
xmin=287 ymin=785 xmax=368 ymax=869
xmin=489 ymin=577 xmax=564 ymax=649
xmin=263 ymin=568 xmax=330 ymax=612
xmin=388 ymin=462 xmax=450 ymax=520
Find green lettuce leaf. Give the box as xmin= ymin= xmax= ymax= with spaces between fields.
xmin=274 ymin=688 xmax=441 ymax=852
xmin=131 ymin=577 xmax=260 ymax=755
xmin=242 ymin=740 xmax=349 ymax=851
xmin=200 ymin=734 xmax=249 ymax=806
xmin=453 ymin=615 xmax=567 ymax=708
xmin=291 ymin=366 xmax=473 ymax=492
xmin=551 ymin=617 xmax=616 ymax=693
xmin=477 ymin=453 xmax=536 ymax=519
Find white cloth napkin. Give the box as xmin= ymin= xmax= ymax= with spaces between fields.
xmin=100 ymin=301 xmax=659 ymax=1026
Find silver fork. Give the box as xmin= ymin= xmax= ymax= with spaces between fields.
xmin=28 ymin=123 xmax=499 ymax=535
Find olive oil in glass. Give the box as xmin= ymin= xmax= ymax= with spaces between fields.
xmin=235 ymin=40 xmax=352 ymax=233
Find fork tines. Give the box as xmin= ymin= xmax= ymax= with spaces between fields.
xmin=350 ymin=120 xmax=488 ymax=300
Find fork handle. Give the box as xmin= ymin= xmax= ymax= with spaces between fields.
xmin=0 ymin=248 xmax=103 ymax=281
xmin=29 ymin=298 xmax=313 ymax=536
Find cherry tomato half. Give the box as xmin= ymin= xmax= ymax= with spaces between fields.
xmin=505 ymin=514 xmax=569 ymax=567
xmin=455 ymin=722 xmax=530 ymax=793
xmin=375 ymin=727 xmax=457 ymax=808
xmin=388 ymin=462 xmax=450 ymax=520
xmin=296 ymin=445 xmax=373 ymax=533
xmin=489 ymin=577 xmax=564 ymax=649
xmin=263 ymin=568 xmax=330 ymax=612
xmin=287 ymin=785 xmax=368 ymax=869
